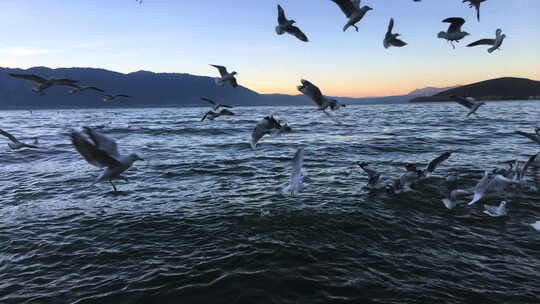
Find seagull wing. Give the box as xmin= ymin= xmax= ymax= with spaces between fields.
xmin=519 ymin=153 xmax=539 ymax=181
xmin=219 ymin=104 xmax=233 ymax=109
xmin=468 ymin=171 xmax=490 ymax=205
xmin=85 ymin=86 xmax=105 ymax=92
xmin=210 ymin=65 xmax=228 ymax=77
xmin=298 ymin=79 xmax=325 ymax=107
xmin=443 ymin=17 xmax=465 ymax=33
xmin=288 ymin=25 xmax=309 ymax=42
xmin=0 ymin=128 xmax=20 ymax=143
xmin=70 ymin=131 xmax=120 ymax=168
xmin=201 ymin=97 xmax=217 ymax=106
xmin=277 ymin=4 xmax=287 ymax=24
xmin=201 ymin=111 xmax=213 ymax=121
xmin=467 ymin=39 xmax=495 ymax=47
xmin=331 ymin=0 xmax=357 ymax=17
xmin=387 ymin=18 xmax=394 ymax=35
xmin=250 ymin=117 xmax=273 ymax=148
xmin=451 ymin=95 xmax=475 ymax=109
xmin=390 ymin=38 xmax=407 ymax=47
xmin=288 ymin=148 xmax=305 ymax=195
xmin=514 ymin=131 xmax=540 ymax=144
xmin=83 ymin=127 xmax=121 ymax=160
xmin=116 ymin=94 xmax=131 ymax=98
xmin=358 ymin=163 xmax=381 ymax=186
xmin=52 ymin=78 xmax=79 ymax=86
xmin=425 ymin=152 xmax=452 ymax=176
xmin=219 ymin=109 xmax=235 ymax=116
xmin=230 ymin=77 xmax=239 ymax=88
xmin=9 ymin=73 xmax=47 ymax=84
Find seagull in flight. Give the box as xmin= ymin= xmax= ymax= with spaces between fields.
xmin=281 ymin=148 xmax=306 ymax=196
xmin=297 ymin=79 xmax=344 ymax=115
xmin=437 ymin=18 xmax=469 ymax=49
xmin=276 ymin=4 xmax=309 ymax=42
xmin=514 ymin=127 xmax=540 ymax=145
xmin=468 ymin=171 xmax=518 ymax=206
xmin=0 ymin=128 xmax=39 ymax=150
xmin=70 ymin=127 xmax=143 ymax=192
xmin=69 ymin=84 xmax=105 ymax=94
xmin=9 ymin=73 xmax=78 ymax=94
xmin=467 ymin=29 xmax=505 ymax=53
xmin=442 ymin=189 xmax=472 ymax=210
xmin=250 ymin=115 xmax=284 ymax=149
xmin=384 ymin=18 xmax=407 ymax=49
xmin=210 ymin=65 xmax=238 ymax=88
xmin=388 ymin=152 xmax=453 ymax=193
xmin=450 ymin=95 xmax=485 ymax=116
xmin=201 ymin=109 xmax=235 ymax=121
xmin=357 ymin=162 xmax=383 ymax=189
xmin=200 ymin=97 xmax=233 ymax=111
xmin=103 ymin=94 xmax=131 ymax=102
xmin=463 ymin=0 xmax=486 ymax=22
xmin=483 ymin=201 xmax=507 ymax=217
xmin=331 ymin=0 xmax=373 ymax=32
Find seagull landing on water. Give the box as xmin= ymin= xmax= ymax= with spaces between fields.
xmin=297 ymin=79 xmax=345 ymax=115
xmin=514 ymin=127 xmax=540 ymax=145
xmin=463 ymin=0 xmax=486 ymax=22
xmin=201 ymin=109 xmax=235 ymax=121
xmin=200 ymin=97 xmax=233 ymax=111
xmin=450 ymin=95 xmax=485 ymax=117
xmin=281 ymin=148 xmax=306 ymax=196
xmin=437 ymin=18 xmax=469 ymax=49
xmin=9 ymin=73 xmax=78 ymax=94
xmin=331 ymin=0 xmax=373 ymax=32
xmin=69 ymin=84 xmax=105 ymax=94
xmin=210 ymin=65 xmax=238 ymax=88
xmin=384 ymin=18 xmax=407 ymax=49
xmin=0 ymin=128 xmax=39 ymax=150
xmin=103 ymin=94 xmax=131 ymax=102
xmin=484 ymin=201 xmax=507 ymax=217
xmin=357 ymin=162 xmax=383 ymax=189
xmin=276 ymin=5 xmax=309 ymax=42
xmin=467 ymin=29 xmax=505 ymax=53
xmin=70 ymin=127 xmax=143 ymax=192
xmin=250 ymin=115 xmax=285 ymax=149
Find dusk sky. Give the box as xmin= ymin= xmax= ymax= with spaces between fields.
xmin=1 ymin=0 xmax=539 ymax=97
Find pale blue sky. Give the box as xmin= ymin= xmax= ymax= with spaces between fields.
xmin=1 ymin=0 xmax=539 ymax=97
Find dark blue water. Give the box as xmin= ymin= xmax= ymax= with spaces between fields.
xmin=1 ymin=101 xmax=539 ymax=304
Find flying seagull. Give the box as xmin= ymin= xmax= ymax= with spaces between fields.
xmin=70 ymin=127 xmax=143 ymax=192
xmin=9 ymin=73 xmax=78 ymax=94
xmin=210 ymin=65 xmax=238 ymax=88
xmin=297 ymin=79 xmax=344 ymax=115
xmin=384 ymin=18 xmax=407 ymax=49
xmin=483 ymin=201 xmax=507 ymax=217
xmin=250 ymin=115 xmax=284 ymax=149
xmin=200 ymin=97 xmax=233 ymax=111
xmin=437 ymin=18 xmax=469 ymax=49
xmin=201 ymin=109 xmax=235 ymax=121
xmin=331 ymin=0 xmax=373 ymax=32
xmin=0 ymin=128 xmax=39 ymax=150
xmin=357 ymin=162 xmax=383 ymax=189
xmin=467 ymin=29 xmax=505 ymax=53
xmin=103 ymin=94 xmax=131 ymax=102
xmin=405 ymin=151 xmax=453 ymax=179
xmin=463 ymin=0 xmax=486 ymax=22
xmin=388 ymin=152 xmax=453 ymax=193
xmin=281 ymin=148 xmax=306 ymax=196
xmin=442 ymin=189 xmax=472 ymax=210
xmin=450 ymin=95 xmax=485 ymax=116
xmin=276 ymin=4 xmax=309 ymax=42
xmin=468 ymin=171 xmax=518 ymax=206
xmin=69 ymin=84 xmax=105 ymax=94
xmin=514 ymin=127 xmax=540 ymax=145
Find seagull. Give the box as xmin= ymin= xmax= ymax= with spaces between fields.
xmin=483 ymin=201 xmax=507 ymax=217
xmin=297 ymin=79 xmax=344 ymax=115
xmin=201 ymin=109 xmax=235 ymax=121
xmin=530 ymin=221 xmax=540 ymax=231
xmin=0 ymin=128 xmax=39 ymax=150
xmin=281 ymin=148 xmax=306 ymax=196
xmin=405 ymin=151 xmax=453 ymax=179
xmin=200 ymin=97 xmax=233 ymax=111
xmin=514 ymin=127 xmax=540 ymax=145
xmin=388 ymin=152 xmax=453 ymax=193
xmin=442 ymin=189 xmax=472 ymax=210
xmin=9 ymin=73 xmax=79 ymax=94
xmin=69 ymin=84 xmax=105 ymax=94
xmin=103 ymin=94 xmax=131 ymax=102
xmin=513 ymin=154 xmax=539 ymax=182
xmin=450 ymin=95 xmax=485 ymax=116
xmin=467 ymin=29 xmax=505 ymax=53
xmin=250 ymin=115 xmax=283 ymax=149
xmin=437 ymin=18 xmax=470 ymax=49
xmin=210 ymin=65 xmax=238 ymax=88
xmin=331 ymin=0 xmax=373 ymax=32
xmin=357 ymin=162 xmax=383 ymax=189
xmin=70 ymin=127 xmax=143 ymax=192
xmin=384 ymin=18 xmax=407 ymax=49
xmin=463 ymin=0 xmax=486 ymax=22
xmin=468 ymin=171 xmax=518 ymax=205
xmin=276 ymin=4 xmax=309 ymax=42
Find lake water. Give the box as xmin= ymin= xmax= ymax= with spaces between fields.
xmin=1 ymin=101 xmax=539 ymax=303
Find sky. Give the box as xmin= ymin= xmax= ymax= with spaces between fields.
xmin=0 ymin=0 xmax=539 ymax=97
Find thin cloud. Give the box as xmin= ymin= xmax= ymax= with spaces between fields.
xmin=0 ymin=47 xmax=59 ymax=56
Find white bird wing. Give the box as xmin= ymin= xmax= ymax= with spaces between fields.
xmin=70 ymin=131 xmax=120 ymax=168
xmin=298 ymin=79 xmax=325 ymax=108
xmin=210 ymin=65 xmax=228 ymax=77
xmin=250 ymin=118 xmax=271 ymax=149
xmin=468 ymin=171 xmax=490 ymax=205
xmin=83 ymin=127 xmax=121 ymax=160
xmin=284 ymin=148 xmax=305 ymax=196
xmin=519 ymin=153 xmax=539 ymax=181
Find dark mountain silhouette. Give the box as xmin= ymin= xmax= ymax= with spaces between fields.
xmin=410 ymin=77 xmax=540 ymax=102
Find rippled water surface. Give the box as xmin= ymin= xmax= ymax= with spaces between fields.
xmin=1 ymin=102 xmax=540 ymax=304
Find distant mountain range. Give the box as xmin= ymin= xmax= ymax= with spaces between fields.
xmin=410 ymin=77 xmax=540 ymax=102
xmin=1 ymin=66 xmax=535 ymax=109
